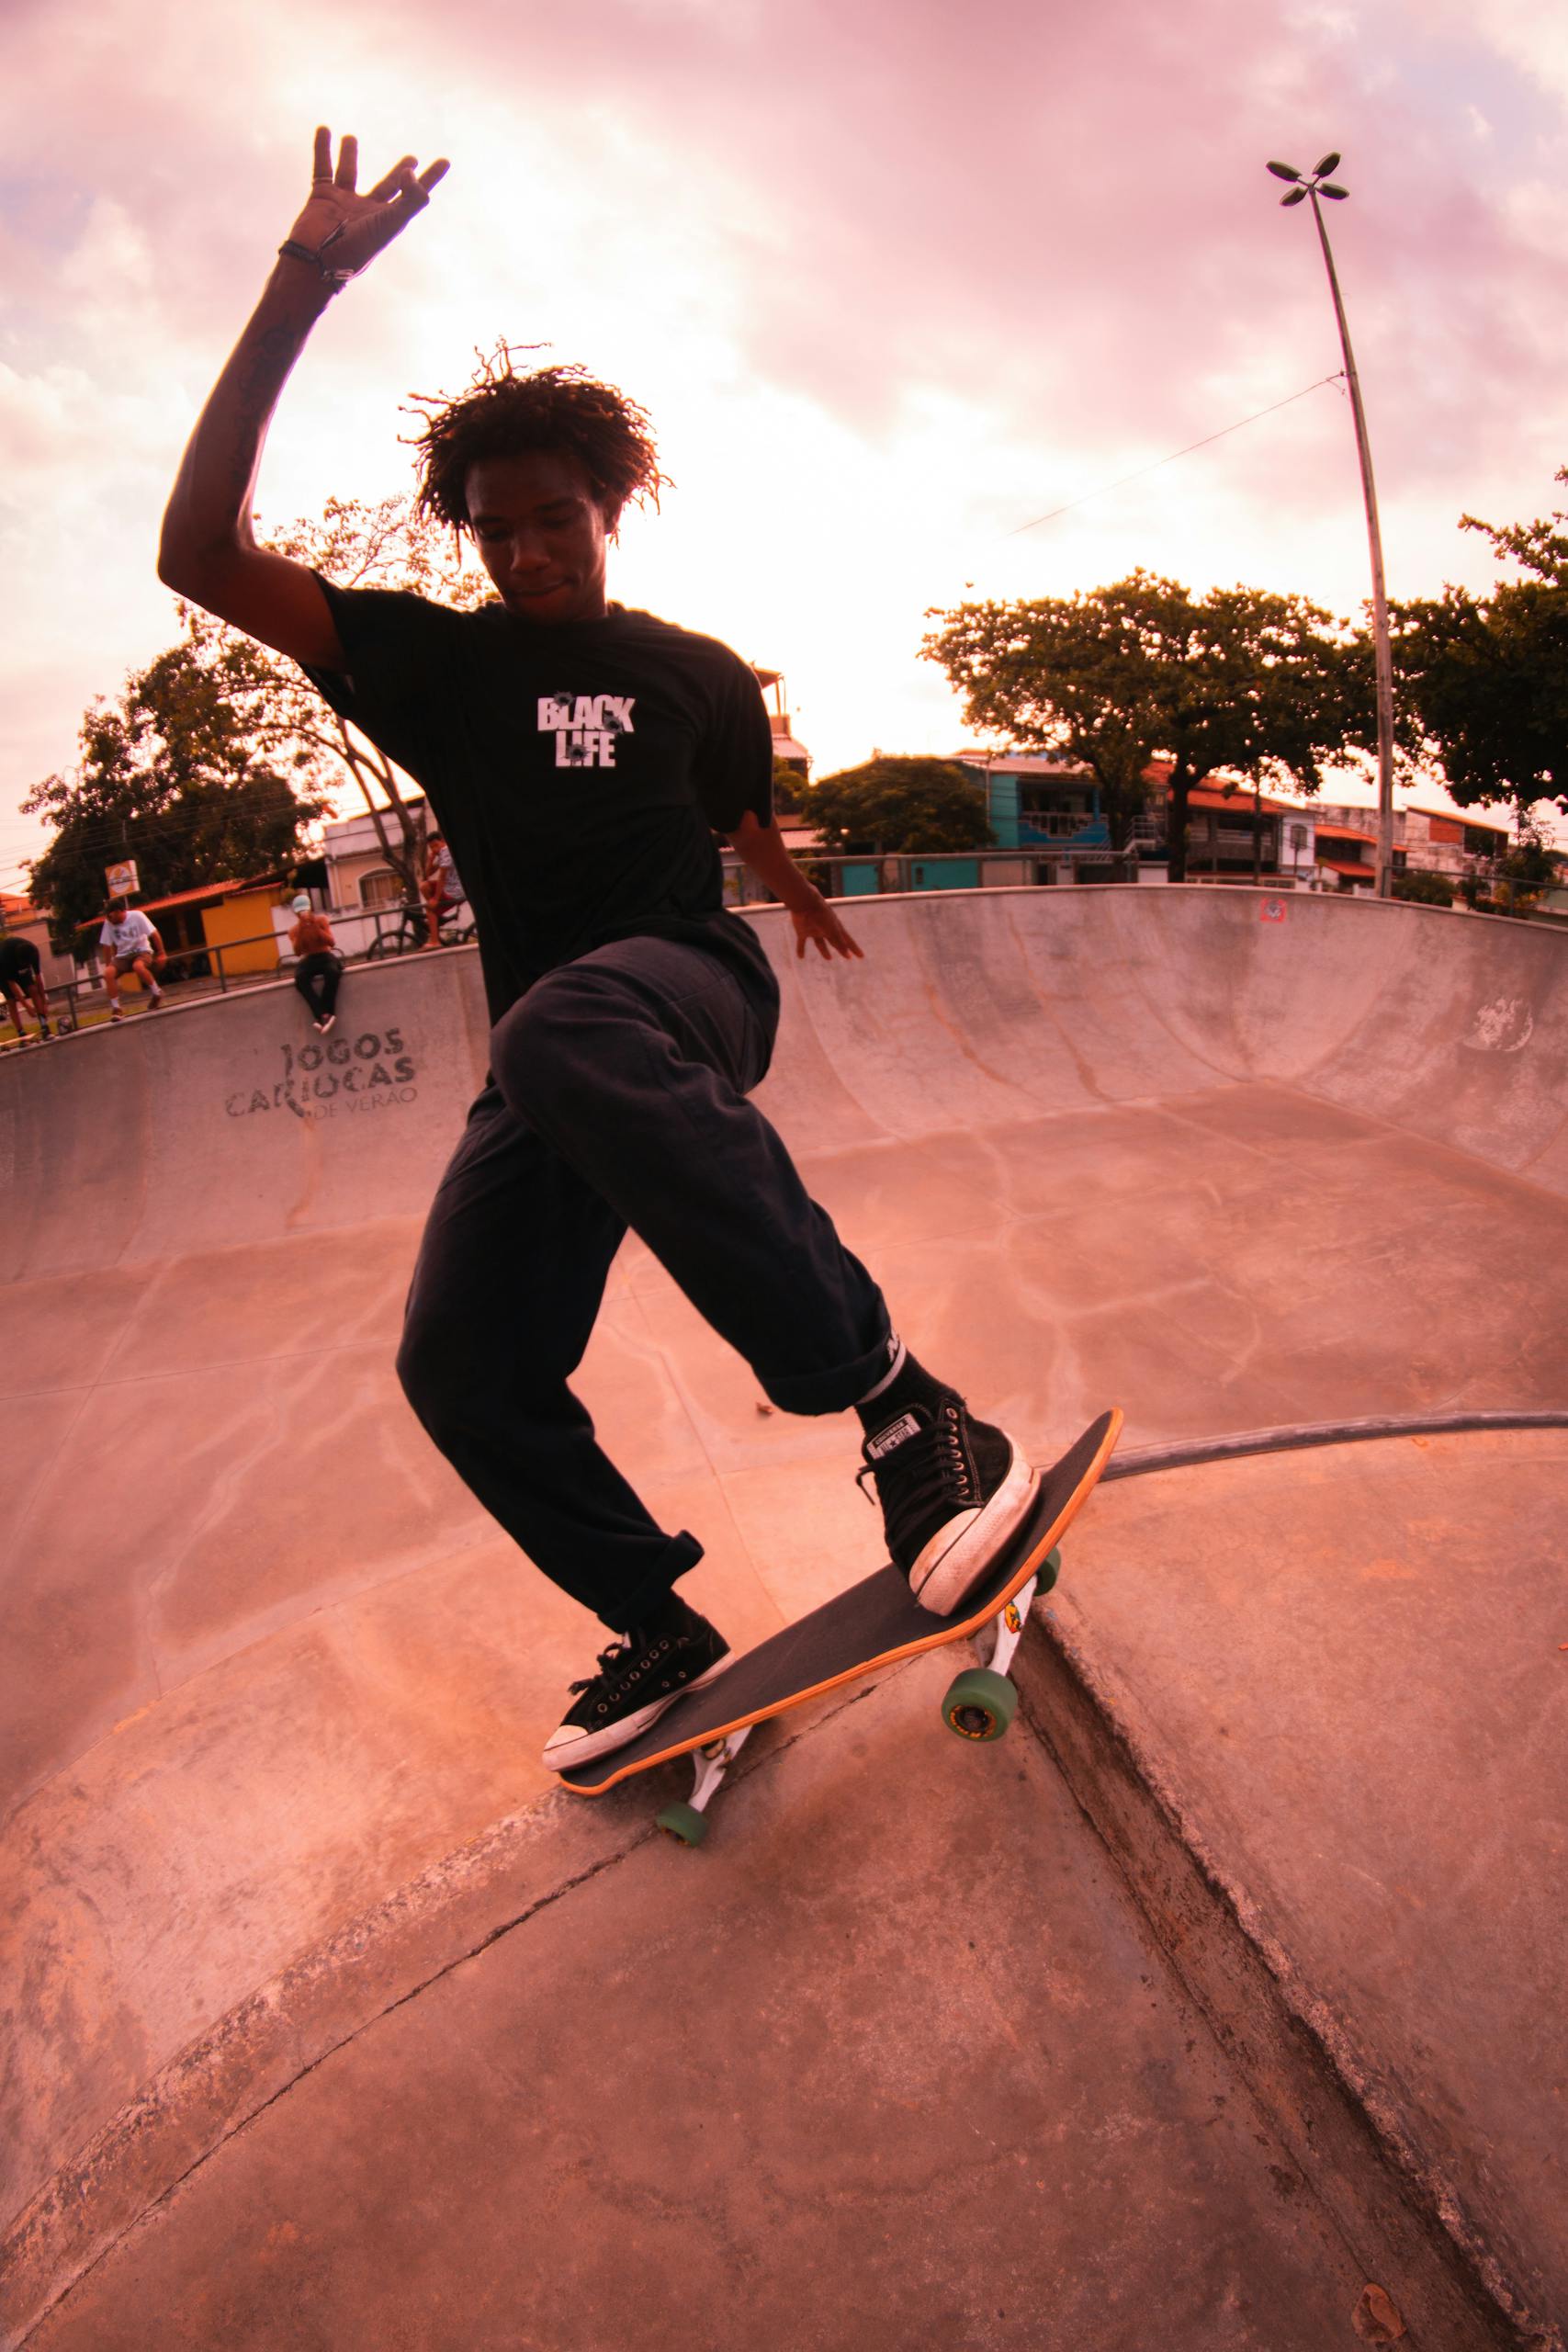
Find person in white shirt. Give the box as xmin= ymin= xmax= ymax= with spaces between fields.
xmin=99 ymin=899 xmax=166 ymax=1019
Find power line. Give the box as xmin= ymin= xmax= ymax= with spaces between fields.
xmin=1001 ymin=372 xmax=1346 ymax=539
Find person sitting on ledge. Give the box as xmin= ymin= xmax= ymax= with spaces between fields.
xmin=288 ymin=893 xmax=344 ymax=1033
xmin=99 ymin=899 xmax=165 ymax=1021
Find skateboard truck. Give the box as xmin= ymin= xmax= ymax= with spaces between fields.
xmin=939 ymin=1546 xmax=1059 ymax=1744
xmin=654 ymin=1545 xmax=1063 ymax=1848
xmin=656 ymin=1728 xmax=753 ymax=1849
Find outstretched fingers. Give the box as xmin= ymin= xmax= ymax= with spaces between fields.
xmin=305 ymin=126 xmax=450 ymax=242
xmin=389 ymin=157 xmax=450 ymax=222
xmin=367 ymin=153 xmax=419 ymax=200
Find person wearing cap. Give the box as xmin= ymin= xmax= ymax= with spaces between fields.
xmin=99 ymin=899 xmax=165 ymax=1019
xmin=288 ymin=894 xmax=344 ymax=1032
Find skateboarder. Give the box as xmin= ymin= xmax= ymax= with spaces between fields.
xmin=0 ymin=933 xmax=51 ymax=1044
xmin=156 ymin=127 xmax=1039 ymax=1773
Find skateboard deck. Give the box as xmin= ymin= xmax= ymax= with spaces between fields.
xmin=557 ymin=1408 xmax=1122 ymax=1829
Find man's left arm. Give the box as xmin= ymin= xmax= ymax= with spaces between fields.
xmin=728 ymin=813 xmax=863 ymax=964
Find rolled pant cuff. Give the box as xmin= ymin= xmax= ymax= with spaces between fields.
xmin=605 ymin=1529 xmax=705 ymax=1633
xmin=759 ymin=1329 xmax=896 ymax=1419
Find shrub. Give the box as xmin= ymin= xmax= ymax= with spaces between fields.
xmin=1392 ymin=868 xmax=1455 ymax=907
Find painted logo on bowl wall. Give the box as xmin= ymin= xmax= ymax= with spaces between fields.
xmin=225 ymin=1026 xmax=420 ymax=1121
xmin=1465 ymin=997 xmax=1533 ymax=1055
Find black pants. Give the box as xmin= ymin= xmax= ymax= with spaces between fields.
xmin=397 ymin=935 xmax=891 ymax=1628
xmin=293 ymin=953 xmax=342 ymax=1020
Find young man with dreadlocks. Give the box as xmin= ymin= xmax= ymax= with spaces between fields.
xmin=160 ymin=129 xmax=1040 ymax=1770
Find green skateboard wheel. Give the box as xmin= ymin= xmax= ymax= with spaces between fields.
xmin=1032 ymin=1546 xmax=1062 ymax=1600
xmin=656 ymin=1801 xmax=710 ymax=1848
xmin=941 ymin=1668 xmax=1017 ymax=1743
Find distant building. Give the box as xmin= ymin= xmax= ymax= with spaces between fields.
xmin=751 ymin=667 xmax=810 ymax=779
xmin=1303 ymin=800 xmax=1514 ymax=893
xmin=948 ymin=753 xmax=1292 ymax=884
xmin=321 ymin=800 xmax=427 ymax=915
xmin=1396 ymin=802 xmax=1512 ymax=885
xmin=1309 ymin=817 xmax=1378 ymax=892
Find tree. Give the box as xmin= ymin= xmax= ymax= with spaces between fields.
xmin=23 ymin=632 xmax=328 ymax=951
xmin=772 ymin=757 xmax=807 ymax=819
xmin=802 ymin=756 xmax=993 ymax=856
xmin=1392 ymin=867 xmax=1454 ymax=908
xmin=197 ymin=493 xmax=495 ymax=900
xmin=922 ymin=571 xmax=1372 ymax=881
xmin=1483 ymin=824 xmax=1562 ymax=919
xmin=1392 ymin=469 xmax=1568 ymax=827
xmin=23 ymin=495 xmax=494 ymax=944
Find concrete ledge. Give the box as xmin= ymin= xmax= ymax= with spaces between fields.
xmin=1015 ymin=1584 xmax=1562 ymax=2352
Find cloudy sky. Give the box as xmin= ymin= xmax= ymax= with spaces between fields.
xmin=4 ymin=0 xmax=1567 ymax=894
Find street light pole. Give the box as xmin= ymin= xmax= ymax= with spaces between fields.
xmin=1267 ymin=153 xmax=1396 ymax=899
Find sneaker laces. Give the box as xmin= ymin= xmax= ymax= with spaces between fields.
xmin=569 ymin=1637 xmax=631 ymax=1699
xmin=856 ymin=1403 xmax=976 ymax=1552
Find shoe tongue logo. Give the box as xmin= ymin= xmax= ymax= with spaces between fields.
xmin=866 ymin=1411 xmax=921 ymax=1461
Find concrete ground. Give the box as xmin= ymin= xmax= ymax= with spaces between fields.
xmin=3 ymin=887 xmax=1565 ymax=2347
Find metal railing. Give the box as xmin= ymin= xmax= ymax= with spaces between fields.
xmin=1 ymin=903 xmax=476 ymax=1044
xmin=17 ymin=854 xmax=1539 ymax=1048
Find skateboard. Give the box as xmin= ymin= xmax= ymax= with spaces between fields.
xmin=556 ymin=1408 xmax=1122 ymax=1844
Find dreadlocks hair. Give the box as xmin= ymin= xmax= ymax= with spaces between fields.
xmin=403 ymin=344 xmax=670 ymax=537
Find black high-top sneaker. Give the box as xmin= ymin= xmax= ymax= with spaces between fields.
xmin=541 ymin=1610 xmax=730 ymax=1772
xmin=859 ymin=1389 xmax=1037 ymax=1615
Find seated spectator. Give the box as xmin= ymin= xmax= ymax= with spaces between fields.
xmin=100 ymin=899 xmax=164 ymax=1019
xmin=288 ymin=893 xmax=344 ymax=1032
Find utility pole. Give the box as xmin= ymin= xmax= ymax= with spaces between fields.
xmin=1267 ymin=153 xmax=1396 ymax=899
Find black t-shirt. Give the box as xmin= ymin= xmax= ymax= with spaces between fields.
xmin=0 ymin=935 xmax=40 ymax=982
xmin=299 ymin=578 xmax=778 ymax=1023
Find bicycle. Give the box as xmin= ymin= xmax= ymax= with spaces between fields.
xmin=365 ymin=899 xmax=476 ymax=957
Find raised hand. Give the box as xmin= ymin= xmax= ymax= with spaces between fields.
xmin=281 ymin=126 xmax=449 ymax=281
xmin=789 ymin=893 xmax=864 ymax=963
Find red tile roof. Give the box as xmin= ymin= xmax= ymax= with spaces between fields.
xmin=135 ymin=877 xmax=277 ymax=913
xmin=73 ymin=876 xmax=283 ymax=935
xmin=1182 ymin=785 xmax=1292 ymax=816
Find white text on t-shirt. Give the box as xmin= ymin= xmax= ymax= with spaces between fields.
xmin=101 ymin=911 xmax=155 ymax=957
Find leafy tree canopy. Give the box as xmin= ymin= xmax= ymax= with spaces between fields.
xmin=1393 ymin=469 xmax=1568 ymax=822
xmin=922 ymin=571 xmax=1373 ymax=879
xmin=803 ymin=756 xmax=992 ymax=856
xmin=23 ymin=496 xmax=492 ymax=946
xmin=1391 ymin=867 xmax=1454 ymax=907
xmin=22 ymin=631 xmax=328 ymax=952
xmin=205 ymin=493 xmax=493 ymax=897
xmin=772 ymin=757 xmax=807 ymax=819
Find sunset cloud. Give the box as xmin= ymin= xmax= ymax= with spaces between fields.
xmin=5 ymin=0 xmax=1567 ymax=883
